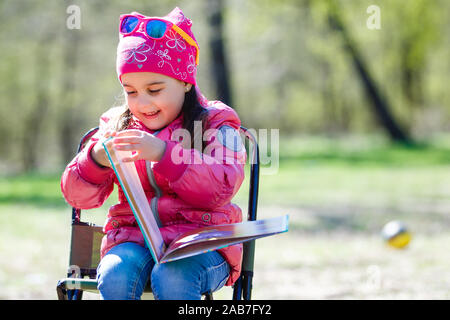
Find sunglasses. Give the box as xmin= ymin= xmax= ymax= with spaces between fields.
xmin=119 ymin=15 xmax=199 ymax=65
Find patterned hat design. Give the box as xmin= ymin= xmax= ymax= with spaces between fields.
xmin=116 ymin=7 xmax=199 ymax=86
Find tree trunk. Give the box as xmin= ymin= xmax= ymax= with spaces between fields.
xmin=206 ymin=0 xmax=233 ymax=107
xmin=58 ymin=6 xmax=82 ymax=165
xmin=21 ymin=42 xmax=52 ymax=172
xmin=326 ymin=1 xmax=411 ymax=144
xmin=400 ymin=40 xmax=424 ymax=108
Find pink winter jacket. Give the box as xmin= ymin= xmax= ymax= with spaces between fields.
xmin=61 ymin=101 xmax=246 ymax=286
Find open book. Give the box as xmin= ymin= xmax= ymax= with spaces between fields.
xmin=103 ymin=137 xmax=289 ymax=264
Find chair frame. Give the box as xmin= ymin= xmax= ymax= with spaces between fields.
xmin=57 ymin=126 xmax=260 ymax=300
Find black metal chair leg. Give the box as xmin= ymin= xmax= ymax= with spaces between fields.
xmin=56 ymin=280 xmax=67 ymax=300
xmin=232 ymin=276 xmax=243 ymax=300
xmin=203 ymin=291 xmax=214 ymax=300
xmin=242 ymin=271 xmax=253 ymax=300
xmin=67 ymin=289 xmax=84 ymax=300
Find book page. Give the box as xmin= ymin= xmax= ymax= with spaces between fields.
xmin=102 ymin=137 xmax=166 ymax=263
xmin=160 ymin=215 xmax=289 ymax=263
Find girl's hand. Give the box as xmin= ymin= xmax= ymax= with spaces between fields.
xmin=112 ymin=129 xmax=167 ymax=162
xmin=90 ymin=130 xmax=117 ymax=168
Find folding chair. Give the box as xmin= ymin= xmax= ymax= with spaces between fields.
xmin=56 ymin=125 xmax=260 ymax=300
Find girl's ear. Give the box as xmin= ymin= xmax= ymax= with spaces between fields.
xmin=184 ymin=83 xmax=193 ymax=93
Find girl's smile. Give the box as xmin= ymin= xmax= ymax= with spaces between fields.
xmin=142 ymin=110 xmax=160 ymax=119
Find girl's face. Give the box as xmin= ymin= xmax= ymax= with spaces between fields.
xmin=121 ymin=72 xmax=191 ymax=130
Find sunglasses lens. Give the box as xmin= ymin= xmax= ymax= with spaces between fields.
xmin=121 ymin=16 xmax=139 ymax=33
xmin=146 ymin=20 xmax=167 ymax=38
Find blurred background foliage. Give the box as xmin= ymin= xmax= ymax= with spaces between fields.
xmin=0 ymin=0 xmax=449 ymax=174
xmin=1 ymin=0 xmax=450 ymax=300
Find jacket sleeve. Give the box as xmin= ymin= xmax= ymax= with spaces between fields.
xmin=60 ymin=108 xmax=120 ymax=209
xmin=153 ymin=102 xmax=246 ymax=210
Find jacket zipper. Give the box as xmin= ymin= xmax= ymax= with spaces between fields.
xmin=146 ymin=160 xmax=163 ymax=227
xmin=146 ymin=129 xmax=163 ymax=227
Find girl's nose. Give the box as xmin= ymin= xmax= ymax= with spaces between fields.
xmin=137 ymin=94 xmax=153 ymax=109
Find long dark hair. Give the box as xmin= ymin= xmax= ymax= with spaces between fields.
xmin=115 ymin=87 xmax=209 ymax=151
xmin=180 ymin=87 xmax=209 ymax=151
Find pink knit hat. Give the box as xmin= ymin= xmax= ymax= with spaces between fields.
xmin=116 ymin=7 xmax=199 ymax=86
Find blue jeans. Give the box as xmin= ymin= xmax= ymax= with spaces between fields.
xmin=96 ymin=242 xmax=230 ymax=300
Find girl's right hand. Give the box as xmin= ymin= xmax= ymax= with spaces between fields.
xmin=90 ymin=130 xmax=117 ymax=168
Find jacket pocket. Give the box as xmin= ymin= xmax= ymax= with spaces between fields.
xmin=179 ymin=209 xmax=232 ymax=226
xmin=104 ymin=214 xmax=137 ymax=233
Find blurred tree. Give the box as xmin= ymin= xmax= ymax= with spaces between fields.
xmin=206 ymin=0 xmax=233 ymax=107
xmin=394 ymin=0 xmax=440 ymax=117
xmin=1 ymin=0 xmax=59 ymax=171
xmin=22 ymin=36 xmax=53 ymax=171
xmin=0 ymin=0 xmax=449 ymax=174
xmin=57 ymin=1 xmax=83 ymax=166
xmin=325 ymin=0 xmax=411 ymax=144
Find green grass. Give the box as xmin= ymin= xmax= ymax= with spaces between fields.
xmin=0 ymin=173 xmax=66 ymax=207
xmin=279 ymin=134 xmax=450 ymax=166
xmin=1 ymin=134 xmax=450 ymax=299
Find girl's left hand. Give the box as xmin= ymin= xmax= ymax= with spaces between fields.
xmin=112 ymin=129 xmax=167 ymax=162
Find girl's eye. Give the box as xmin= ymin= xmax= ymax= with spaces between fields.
xmin=125 ymin=88 xmax=161 ymax=95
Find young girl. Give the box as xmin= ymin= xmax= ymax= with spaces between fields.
xmin=61 ymin=7 xmax=246 ymax=300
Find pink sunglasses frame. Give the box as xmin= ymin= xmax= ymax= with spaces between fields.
xmin=119 ymin=14 xmax=199 ymax=65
